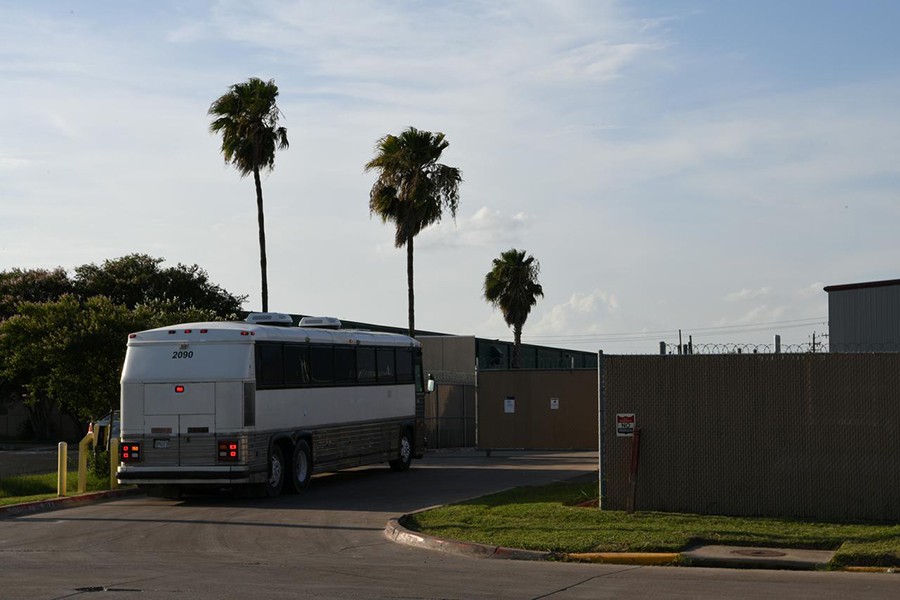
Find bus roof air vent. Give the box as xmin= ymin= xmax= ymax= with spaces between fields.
xmin=244 ymin=312 xmax=294 ymax=327
xmin=298 ymin=316 xmax=342 ymax=330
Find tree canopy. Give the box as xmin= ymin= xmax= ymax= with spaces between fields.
xmin=73 ymin=254 xmax=245 ymax=315
xmin=0 ymin=267 xmax=73 ymax=320
xmin=0 ymin=255 xmax=244 ymax=437
xmin=365 ymin=127 xmax=462 ymax=337
xmin=209 ymin=77 xmax=289 ymax=313
xmin=483 ymin=248 xmax=545 ymax=368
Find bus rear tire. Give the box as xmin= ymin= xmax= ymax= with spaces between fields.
xmin=389 ymin=429 xmax=413 ymax=472
xmin=261 ymin=444 xmax=284 ymax=498
xmin=288 ymin=439 xmax=312 ymax=493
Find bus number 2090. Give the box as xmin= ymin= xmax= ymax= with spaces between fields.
xmin=171 ymin=350 xmax=194 ymax=359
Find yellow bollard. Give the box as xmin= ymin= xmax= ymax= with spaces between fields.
xmin=57 ymin=442 xmax=68 ymax=497
xmin=109 ymin=438 xmax=119 ymax=490
xmin=77 ymin=430 xmax=95 ymax=493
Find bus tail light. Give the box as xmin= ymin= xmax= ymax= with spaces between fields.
xmin=218 ymin=440 xmax=240 ymax=462
xmin=120 ymin=442 xmax=142 ymax=463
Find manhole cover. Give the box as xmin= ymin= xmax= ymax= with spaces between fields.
xmin=731 ymin=549 xmax=787 ymax=557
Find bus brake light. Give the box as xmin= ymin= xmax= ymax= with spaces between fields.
xmin=218 ymin=440 xmax=240 ymax=462
xmin=120 ymin=442 xmax=141 ymax=463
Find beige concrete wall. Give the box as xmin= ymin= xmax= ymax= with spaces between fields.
xmin=477 ymin=369 xmax=598 ymax=449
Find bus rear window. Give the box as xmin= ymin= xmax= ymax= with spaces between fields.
xmin=122 ymin=343 xmax=253 ymax=382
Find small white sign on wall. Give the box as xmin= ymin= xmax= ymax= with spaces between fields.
xmin=504 ymin=397 xmax=516 ymax=413
xmin=550 ymin=397 xmax=559 ymax=410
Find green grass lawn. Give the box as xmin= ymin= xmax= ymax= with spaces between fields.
xmin=0 ymin=471 xmax=111 ymax=507
xmin=404 ymin=481 xmax=900 ymax=569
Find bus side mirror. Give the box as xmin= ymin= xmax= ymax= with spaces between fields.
xmin=426 ymin=374 xmax=435 ymax=393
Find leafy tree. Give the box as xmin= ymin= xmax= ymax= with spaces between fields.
xmin=0 ymin=267 xmax=73 ymax=320
xmin=365 ymin=127 xmax=462 ymax=337
xmin=209 ymin=77 xmax=289 ymax=312
xmin=0 ymin=256 xmax=244 ymax=438
xmin=73 ymin=254 xmax=245 ymax=316
xmin=483 ymin=248 xmax=544 ymax=368
xmin=0 ymin=295 xmax=221 ymax=431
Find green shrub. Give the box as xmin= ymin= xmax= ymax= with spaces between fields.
xmin=88 ymin=449 xmax=111 ymax=480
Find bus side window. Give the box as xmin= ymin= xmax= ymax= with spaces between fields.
xmin=357 ymin=347 xmax=377 ymax=383
xmin=414 ymin=350 xmax=425 ymax=393
xmin=334 ymin=346 xmax=356 ymax=384
xmin=396 ymin=348 xmax=414 ymax=384
xmin=376 ymin=348 xmax=395 ymax=383
xmin=284 ymin=344 xmax=310 ymax=386
xmin=256 ymin=343 xmax=285 ymax=389
xmin=309 ymin=345 xmax=334 ymax=385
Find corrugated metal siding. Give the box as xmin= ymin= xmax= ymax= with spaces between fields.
xmin=829 ymin=284 xmax=900 ymax=351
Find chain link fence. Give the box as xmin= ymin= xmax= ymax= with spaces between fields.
xmin=601 ymin=352 xmax=900 ymax=521
xmin=424 ymin=370 xmax=476 ymax=449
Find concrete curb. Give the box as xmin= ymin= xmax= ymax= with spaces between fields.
xmin=566 ymin=552 xmax=680 ymax=565
xmin=384 ymin=518 xmax=900 ymax=572
xmin=0 ymin=488 xmax=142 ymax=519
xmin=385 ymin=517 xmax=677 ymax=565
xmin=385 ymin=518 xmax=555 ymax=561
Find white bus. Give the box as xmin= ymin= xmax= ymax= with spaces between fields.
xmin=117 ymin=313 xmax=428 ymax=497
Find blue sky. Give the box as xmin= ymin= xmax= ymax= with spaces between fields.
xmin=1 ymin=1 xmax=898 ymax=352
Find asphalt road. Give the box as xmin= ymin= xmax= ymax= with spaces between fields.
xmin=0 ymin=450 xmax=896 ymax=599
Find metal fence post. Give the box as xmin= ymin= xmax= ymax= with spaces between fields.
xmin=597 ymin=350 xmax=606 ymax=510
xmin=57 ymin=442 xmax=67 ymax=497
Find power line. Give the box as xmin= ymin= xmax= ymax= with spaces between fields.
xmin=516 ymin=316 xmax=828 ymax=347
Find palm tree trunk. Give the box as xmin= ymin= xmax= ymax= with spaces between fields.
xmin=512 ymin=323 xmax=523 ymax=368
xmin=253 ymin=166 xmax=269 ymax=312
xmin=406 ymin=235 xmax=415 ymax=338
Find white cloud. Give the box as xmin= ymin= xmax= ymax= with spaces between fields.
xmin=530 ymin=290 xmax=620 ymax=337
xmin=726 ymin=287 xmax=771 ymax=302
xmin=415 ymin=206 xmax=534 ymax=251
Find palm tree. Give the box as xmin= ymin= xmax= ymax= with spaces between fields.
xmin=365 ymin=127 xmax=462 ymax=337
xmin=209 ymin=77 xmax=289 ymax=312
xmin=483 ymin=248 xmax=544 ymax=368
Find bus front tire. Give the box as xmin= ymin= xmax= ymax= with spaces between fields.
xmin=288 ymin=439 xmax=312 ymax=493
xmin=389 ymin=430 xmax=413 ymax=472
xmin=262 ymin=444 xmax=285 ymax=498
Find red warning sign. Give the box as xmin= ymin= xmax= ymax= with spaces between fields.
xmin=616 ymin=413 xmax=636 ymax=437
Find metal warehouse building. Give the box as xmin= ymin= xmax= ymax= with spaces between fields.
xmin=825 ymin=278 xmax=900 ymax=352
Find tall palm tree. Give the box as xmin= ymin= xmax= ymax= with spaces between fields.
xmin=209 ymin=77 xmax=289 ymax=312
xmin=483 ymin=248 xmax=544 ymax=368
xmin=365 ymin=127 xmax=462 ymax=338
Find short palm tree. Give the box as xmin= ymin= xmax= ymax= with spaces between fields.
xmin=483 ymin=248 xmax=544 ymax=368
xmin=209 ymin=77 xmax=289 ymax=312
xmin=365 ymin=127 xmax=462 ymax=337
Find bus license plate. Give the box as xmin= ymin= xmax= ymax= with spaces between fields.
xmin=153 ymin=439 xmax=170 ymax=449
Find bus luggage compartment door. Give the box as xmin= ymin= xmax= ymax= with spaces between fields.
xmin=144 ymin=383 xmax=216 ymax=467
